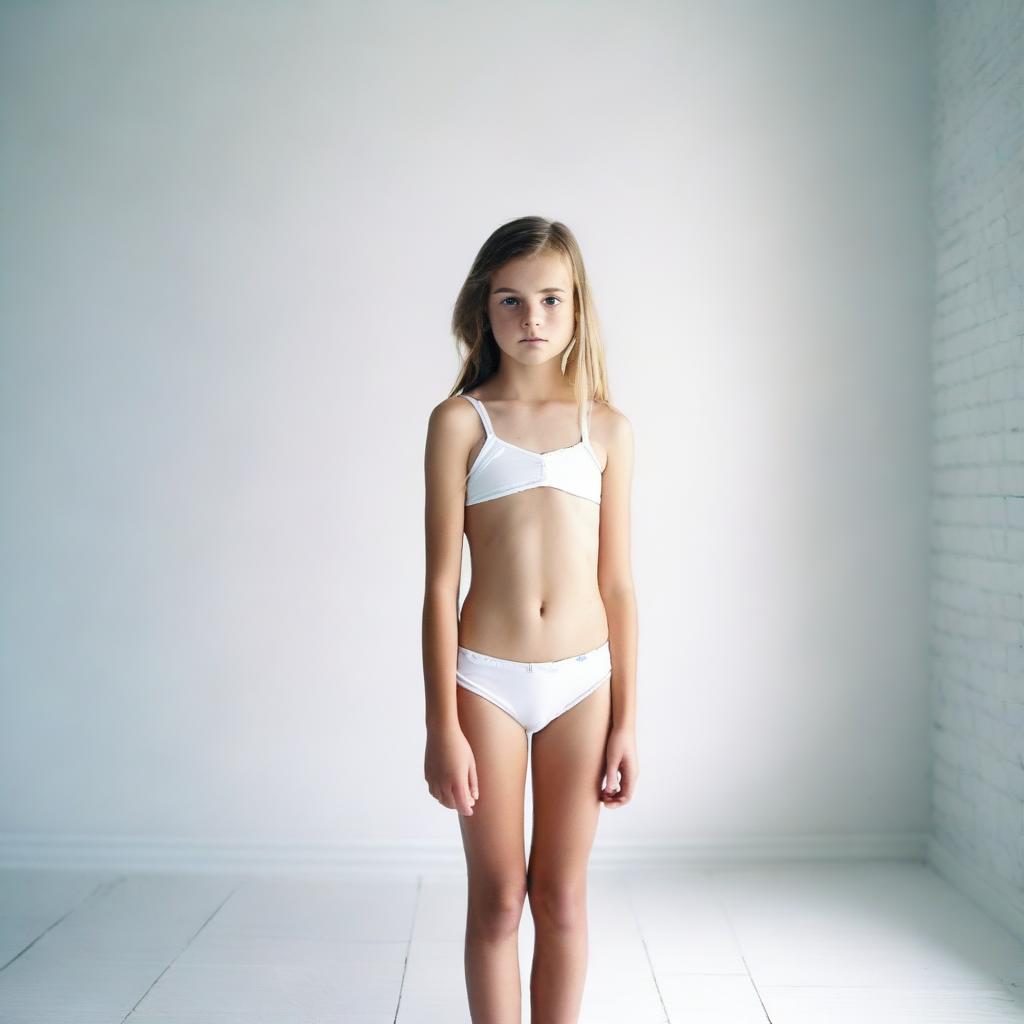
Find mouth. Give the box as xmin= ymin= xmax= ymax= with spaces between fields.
xmin=520 ymin=337 xmax=546 ymax=343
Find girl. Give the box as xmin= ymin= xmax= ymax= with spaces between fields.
xmin=422 ymin=216 xmax=639 ymax=1024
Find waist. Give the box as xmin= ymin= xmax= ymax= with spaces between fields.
xmin=458 ymin=587 xmax=608 ymax=663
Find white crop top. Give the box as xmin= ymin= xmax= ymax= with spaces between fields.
xmin=462 ymin=394 xmax=603 ymax=506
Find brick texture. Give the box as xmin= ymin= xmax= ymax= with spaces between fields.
xmin=929 ymin=0 xmax=1024 ymax=894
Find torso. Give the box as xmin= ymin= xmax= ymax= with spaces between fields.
xmin=458 ymin=390 xmax=609 ymax=663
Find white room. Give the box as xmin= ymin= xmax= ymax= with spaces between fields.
xmin=1 ymin=0 xmax=1022 ymax=1021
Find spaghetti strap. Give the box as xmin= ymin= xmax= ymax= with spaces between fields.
xmin=580 ymin=399 xmax=592 ymax=445
xmin=462 ymin=394 xmax=494 ymax=437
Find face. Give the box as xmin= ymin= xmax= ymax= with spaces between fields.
xmin=486 ymin=251 xmax=576 ymax=365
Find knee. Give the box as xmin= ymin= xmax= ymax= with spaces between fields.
xmin=527 ymin=876 xmax=586 ymax=932
xmin=467 ymin=877 xmax=527 ymax=941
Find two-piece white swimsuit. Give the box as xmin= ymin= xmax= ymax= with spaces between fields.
xmin=456 ymin=393 xmax=611 ymax=735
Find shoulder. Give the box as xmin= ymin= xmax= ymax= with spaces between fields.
xmin=426 ymin=393 xmax=478 ymax=440
xmin=592 ymin=400 xmax=634 ymax=448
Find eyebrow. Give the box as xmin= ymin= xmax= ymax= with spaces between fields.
xmin=491 ymin=287 xmax=567 ymax=294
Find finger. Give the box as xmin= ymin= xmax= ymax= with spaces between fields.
xmin=602 ymin=763 xmax=621 ymax=794
xmin=468 ymin=759 xmax=479 ymax=800
xmin=452 ymin=780 xmax=475 ymax=816
xmin=618 ymin=763 xmax=637 ymax=797
xmin=602 ymin=778 xmax=626 ymax=802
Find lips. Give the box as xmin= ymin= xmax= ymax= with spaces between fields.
xmin=520 ymin=337 xmax=545 ymax=343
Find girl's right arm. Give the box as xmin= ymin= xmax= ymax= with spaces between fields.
xmin=421 ymin=398 xmax=478 ymax=817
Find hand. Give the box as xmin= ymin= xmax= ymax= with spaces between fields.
xmin=600 ymin=726 xmax=638 ymax=808
xmin=424 ymin=725 xmax=479 ymax=816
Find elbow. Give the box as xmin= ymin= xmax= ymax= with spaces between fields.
xmin=598 ymin=579 xmax=635 ymax=602
xmin=425 ymin=577 xmax=460 ymax=601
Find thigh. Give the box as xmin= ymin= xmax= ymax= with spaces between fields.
xmin=456 ymin=685 xmax=530 ymax=879
xmin=527 ymin=676 xmax=612 ymax=879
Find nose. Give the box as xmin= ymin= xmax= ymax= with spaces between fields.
xmin=522 ymin=304 xmax=543 ymax=326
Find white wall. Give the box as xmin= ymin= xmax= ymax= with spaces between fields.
xmin=927 ymin=0 xmax=1024 ymax=938
xmin=0 ymin=0 xmax=933 ymax=870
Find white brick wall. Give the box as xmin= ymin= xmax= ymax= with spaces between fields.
xmin=929 ymin=0 xmax=1024 ymax=903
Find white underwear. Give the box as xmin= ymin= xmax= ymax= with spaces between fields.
xmin=455 ymin=640 xmax=612 ymax=735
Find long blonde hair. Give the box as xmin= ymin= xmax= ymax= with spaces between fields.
xmin=448 ymin=216 xmax=611 ymax=410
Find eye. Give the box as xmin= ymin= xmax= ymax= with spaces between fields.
xmin=498 ymin=296 xmax=562 ymax=306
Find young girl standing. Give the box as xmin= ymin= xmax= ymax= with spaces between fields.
xmin=422 ymin=216 xmax=639 ymax=1023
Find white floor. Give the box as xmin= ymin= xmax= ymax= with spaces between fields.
xmin=0 ymin=862 xmax=1022 ymax=1022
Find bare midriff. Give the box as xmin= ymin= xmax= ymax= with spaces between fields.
xmin=459 ymin=485 xmax=608 ymax=663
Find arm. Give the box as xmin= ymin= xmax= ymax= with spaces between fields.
xmin=421 ymin=398 xmax=478 ymax=816
xmin=596 ymin=406 xmax=639 ymax=806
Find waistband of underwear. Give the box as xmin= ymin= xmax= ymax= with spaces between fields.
xmin=457 ymin=639 xmax=610 ymax=672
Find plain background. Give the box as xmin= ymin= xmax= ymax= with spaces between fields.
xmin=0 ymin=0 xmax=932 ymax=865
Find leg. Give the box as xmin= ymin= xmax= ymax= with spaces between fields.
xmin=456 ymin=683 xmax=530 ymax=1024
xmin=527 ymin=673 xmax=612 ymax=1024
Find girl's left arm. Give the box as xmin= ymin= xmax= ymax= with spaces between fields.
xmin=596 ymin=405 xmax=638 ymax=807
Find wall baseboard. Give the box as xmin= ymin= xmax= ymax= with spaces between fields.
xmin=0 ymin=830 xmax=929 ymax=876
